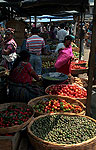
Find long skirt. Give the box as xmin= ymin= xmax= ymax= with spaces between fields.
xmin=8 ymin=81 xmax=45 ymax=103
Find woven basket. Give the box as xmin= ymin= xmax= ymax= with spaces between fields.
xmin=76 ymin=98 xmax=87 ymax=105
xmin=27 ymin=113 xmax=96 ymax=150
xmin=71 ymin=68 xmax=88 ymax=75
xmin=75 ymin=63 xmax=87 ymax=67
xmin=45 ymin=84 xmax=87 ymax=105
xmin=28 ymin=95 xmax=85 ymax=116
xmin=0 ymin=102 xmax=34 ymax=134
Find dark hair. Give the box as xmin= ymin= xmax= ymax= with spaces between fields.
xmin=31 ymin=27 xmax=40 ymax=34
xmin=65 ymin=26 xmax=69 ymax=30
xmin=60 ymin=23 xmax=64 ymax=29
xmin=19 ymin=50 xmax=30 ymax=60
xmin=63 ymin=35 xmax=72 ymax=43
xmin=10 ymin=50 xmax=30 ymax=73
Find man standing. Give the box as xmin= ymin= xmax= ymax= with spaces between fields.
xmin=57 ymin=23 xmax=68 ymax=43
xmin=26 ymin=27 xmax=45 ymax=75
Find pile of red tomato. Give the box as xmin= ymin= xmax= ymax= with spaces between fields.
xmin=0 ymin=105 xmax=33 ymax=128
xmin=71 ymin=64 xmax=87 ymax=70
xmin=32 ymin=98 xmax=83 ymax=114
xmin=46 ymin=84 xmax=87 ymax=99
xmin=71 ymin=60 xmax=87 ymax=65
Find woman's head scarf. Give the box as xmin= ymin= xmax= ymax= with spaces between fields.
xmin=5 ymin=28 xmax=15 ymax=34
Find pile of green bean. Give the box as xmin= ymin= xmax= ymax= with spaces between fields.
xmin=31 ymin=115 xmax=96 ymax=144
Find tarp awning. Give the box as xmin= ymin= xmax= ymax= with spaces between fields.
xmin=4 ymin=0 xmax=89 ymax=16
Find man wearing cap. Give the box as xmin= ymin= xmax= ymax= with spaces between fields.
xmin=26 ymin=27 xmax=45 ymax=75
xmin=57 ymin=23 xmax=68 ymax=43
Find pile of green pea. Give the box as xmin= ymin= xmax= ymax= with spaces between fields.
xmin=31 ymin=114 xmax=96 ymax=144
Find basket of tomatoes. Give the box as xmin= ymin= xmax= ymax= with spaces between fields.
xmin=71 ymin=60 xmax=87 ymax=67
xmin=0 ymin=102 xmax=34 ymax=134
xmin=45 ymin=84 xmax=87 ymax=105
xmin=71 ymin=64 xmax=88 ymax=75
xmin=28 ymin=95 xmax=85 ymax=117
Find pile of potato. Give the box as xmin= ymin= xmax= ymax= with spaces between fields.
xmin=69 ymin=77 xmax=88 ymax=87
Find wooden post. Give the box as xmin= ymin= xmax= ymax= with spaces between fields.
xmin=79 ymin=11 xmax=83 ymax=60
xmin=34 ymin=15 xmax=37 ymax=27
xmin=11 ymin=7 xmax=13 ymax=19
xmin=29 ymin=16 xmax=31 ymax=28
xmin=86 ymin=1 xmax=96 ymax=116
xmin=8 ymin=7 xmax=10 ymax=20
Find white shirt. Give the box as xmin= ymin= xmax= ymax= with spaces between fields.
xmin=57 ymin=29 xmax=68 ymax=42
xmin=55 ymin=43 xmax=65 ymax=53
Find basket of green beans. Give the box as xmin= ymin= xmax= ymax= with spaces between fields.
xmin=27 ymin=113 xmax=96 ymax=150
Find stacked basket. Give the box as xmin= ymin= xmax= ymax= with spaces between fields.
xmin=0 ymin=102 xmax=34 ymax=134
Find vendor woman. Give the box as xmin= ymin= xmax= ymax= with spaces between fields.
xmin=55 ymin=35 xmax=74 ymax=76
xmin=1 ymin=28 xmax=17 ymax=69
xmin=8 ymin=50 xmax=43 ymax=102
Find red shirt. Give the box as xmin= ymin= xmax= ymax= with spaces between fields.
xmin=9 ymin=62 xmax=34 ymax=85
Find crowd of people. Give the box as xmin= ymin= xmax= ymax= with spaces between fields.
xmin=0 ymin=21 xmax=93 ymax=103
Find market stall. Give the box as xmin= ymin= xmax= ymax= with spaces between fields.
xmin=1 ymin=0 xmax=96 ymax=150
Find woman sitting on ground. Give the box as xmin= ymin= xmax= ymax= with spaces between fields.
xmin=8 ymin=50 xmax=43 ymax=102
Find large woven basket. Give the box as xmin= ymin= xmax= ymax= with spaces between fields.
xmin=0 ymin=102 xmax=34 ymax=134
xmin=27 ymin=113 xmax=96 ymax=150
xmin=45 ymin=84 xmax=87 ymax=105
xmin=28 ymin=95 xmax=86 ymax=117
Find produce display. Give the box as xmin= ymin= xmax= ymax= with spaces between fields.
xmin=72 ymin=51 xmax=79 ymax=59
xmin=68 ymin=77 xmax=88 ymax=87
xmin=0 ymin=105 xmax=33 ymax=128
xmin=71 ymin=60 xmax=87 ymax=65
xmin=42 ymin=53 xmax=57 ymax=62
xmin=42 ymin=60 xmax=55 ymax=68
xmin=45 ymin=84 xmax=87 ymax=99
xmin=71 ymin=64 xmax=87 ymax=70
xmin=31 ymin=114 xmax=96 ymax=144
xmin=32 ymin=97 xmax=83 ymax=114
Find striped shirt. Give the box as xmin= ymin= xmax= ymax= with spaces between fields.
xmin=26 ymin=35 xmax=45 ymax=55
